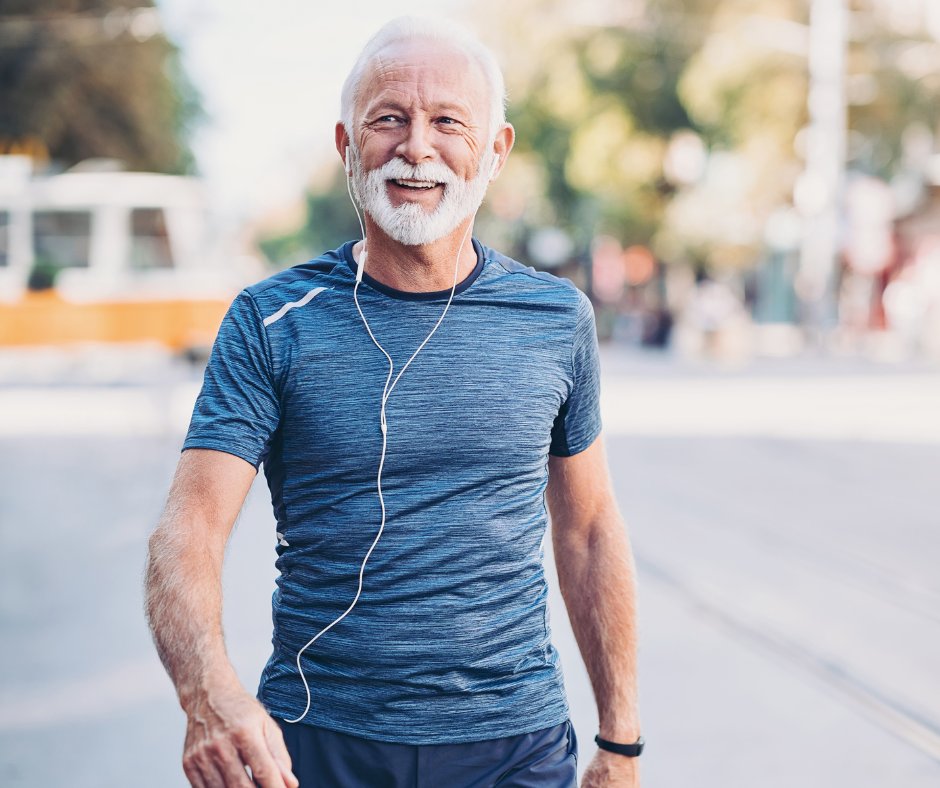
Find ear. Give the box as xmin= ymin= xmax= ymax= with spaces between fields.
xmin=335 ymin=122 xmax=351 ymax=173
xmin=489 ymin=123 xmax=515 ymax=182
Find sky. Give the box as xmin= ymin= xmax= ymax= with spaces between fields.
xmin=157 ymin=0 xmax=468 ymax=225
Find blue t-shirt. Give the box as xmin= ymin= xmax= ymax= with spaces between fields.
xmin=184 ymin=239 xmax=602 ymax=744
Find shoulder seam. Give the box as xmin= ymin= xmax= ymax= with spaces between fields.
xmin=489 ymin=257 xmax=575 ymax=291
xmin=250 ymin=258 xmax=345 ymax=296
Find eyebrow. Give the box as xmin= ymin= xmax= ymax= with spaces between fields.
xmin=364 ymin=98 xmax=473 ymax=118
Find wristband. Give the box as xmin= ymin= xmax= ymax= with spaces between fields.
xmin=595 ymin=734 xmax=644 ymax=757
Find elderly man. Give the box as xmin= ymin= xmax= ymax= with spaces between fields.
xmin=146 ymin=16 xmax=640 ymax=788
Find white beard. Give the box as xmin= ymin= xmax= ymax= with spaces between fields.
xmin=351 ymin=149 xmax=494 ymax=246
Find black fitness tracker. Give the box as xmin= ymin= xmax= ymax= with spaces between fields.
xmin=595 ymin=734 xmax=645 ymax=757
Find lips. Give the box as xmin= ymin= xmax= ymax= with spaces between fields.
xmin=390 ymin=178 xmax=442 ymax=191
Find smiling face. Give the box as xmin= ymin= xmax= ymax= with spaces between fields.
xmin=346 ymin=39 xmax=496 ymax=246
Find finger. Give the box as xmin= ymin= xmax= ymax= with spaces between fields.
xmin=211 ymin=739 xmax=256 ymax=788
xmin=182 ymin=757 xmax=208 ymax=788
xmin=264 ymin=718 xmax=299 ymax=788
xmin=235 ymin=725 xmax=289 ymax=788
xmin=189 ymin=754 xmax=230 ymax=788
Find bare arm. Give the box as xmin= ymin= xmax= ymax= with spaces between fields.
xmin=547 ymin=435 xmax=640 ymax=788
xmin=146 ymin=448 xmax=298 ymax=788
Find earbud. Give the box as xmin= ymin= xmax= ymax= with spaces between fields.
xmin=343 ymin=143 xmax=366 ymax=280
xmin=491 ymin=156 xmax=500 ymax=178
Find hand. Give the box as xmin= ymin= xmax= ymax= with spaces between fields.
xmin=182 ymin=680 xmax=298 ymax=788
xmin=580 ymin=749 xmax=640 ymax=788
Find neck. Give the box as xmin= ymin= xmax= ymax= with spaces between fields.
xmin=353 ymin=215 xmax=478 ymax=293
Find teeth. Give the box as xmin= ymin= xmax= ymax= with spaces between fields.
xmin=394 ymin=179 xmax=437 ymax=188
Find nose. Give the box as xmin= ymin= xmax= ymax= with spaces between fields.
xmin=395 ymin=120 xmax=435 ymax=165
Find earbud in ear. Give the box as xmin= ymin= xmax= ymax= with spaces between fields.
xmin=490 ymin=156 xmax=500 ymax=178
xmin=345 ymin=145 xmax=352 ymax=177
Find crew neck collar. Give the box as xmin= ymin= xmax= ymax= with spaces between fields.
xmin=342 ymin=238 xmax=485 ymax=301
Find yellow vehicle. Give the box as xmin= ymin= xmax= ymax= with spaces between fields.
xmin=0 ymin=155 xmax=260 ymax=355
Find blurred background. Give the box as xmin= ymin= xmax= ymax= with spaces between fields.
xmin=1 ymin=0 xmax=940 ymax=786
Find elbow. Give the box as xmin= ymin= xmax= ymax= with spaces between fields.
xmin=145 ymin=520 xmax=183 ymax=603
xmin=146 ymin=524 xmax=170 ymax=576
xmin=554 ymin=505 xmax=626 ymax=552
xmin=144 ymin=526 xmax=168 ymax=606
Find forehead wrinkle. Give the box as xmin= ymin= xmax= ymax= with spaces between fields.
xmin=364 ymin=88 xmax=478 ymax=122
xmin=355 ymin=41 xmax=489 ymax=126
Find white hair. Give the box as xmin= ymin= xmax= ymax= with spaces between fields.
xmin=340 ymin=16 xmax=507 ymax=144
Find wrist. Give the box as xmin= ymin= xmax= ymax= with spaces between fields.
xmin=177 ymin=662 xmax=242 ymax=714
xmin=597 ymin=721 xmax=641 ymax=743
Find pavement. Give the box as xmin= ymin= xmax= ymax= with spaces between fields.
xmin=1 ymin=346 xmax=939 ymax=786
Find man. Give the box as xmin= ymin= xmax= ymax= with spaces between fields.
xmin=146 ymin=16 xmax=641 ymax=788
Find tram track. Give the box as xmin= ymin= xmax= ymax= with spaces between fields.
xmin=636 ymin=551 xmax=940 ymax=763
xmin=690 ymin=497 xmax=940 ymax=625
xmin=623 ymin=467 xmax=940 ymax=625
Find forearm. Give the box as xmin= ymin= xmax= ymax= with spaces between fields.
xmin=145 ymin=449 xmax=256 ymax=710
xmin=146 ymin=450 xmax=295 ymax=788
xmin=146 ymin=512 xmax=239 ymax=709
xmin=553 ymin=511 xmax=640 ymax=741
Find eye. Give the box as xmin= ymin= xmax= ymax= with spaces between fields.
xmin=370 ymin=114 xmax=403 ymax=127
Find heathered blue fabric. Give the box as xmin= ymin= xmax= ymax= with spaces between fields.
xmin=183 ymin=239 xmax=602 ymax=744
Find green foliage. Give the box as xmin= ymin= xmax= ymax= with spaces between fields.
xmin=481 ymin=0 xmax=722 ymax=256
xmin=0 ymin=0 xmax=203 ymax=173
xmin=507 ymin=102 xmax=579 ymax=224
xmin=26 ymin=255 xmax=61 ymax=291
xmin=258 ymin=167 xmax=364 ymax=268
xmin=576 ymin=30 xmax=694 ymax=137
xmin=848 ymin=41 xmax=940 ymax=180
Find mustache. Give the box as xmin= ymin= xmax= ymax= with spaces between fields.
xmin=356 ymin=157 xmax=485 ymax=186
xmin=370 ymin=156 xmax=461 ymax=185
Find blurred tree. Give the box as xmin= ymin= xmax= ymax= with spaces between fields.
xmin=668 ymin=0 xmax=940 ymax=271
xmin=472 ymin=0 xmax=723 ymax=263
xmin=844 ymin=0 xmax=940 ymax=181
xmin=662 ymin=0 xmax=810 ymax=271
xmin=0 ymin=0 xmax=201 ymax=173
xmin=257 ymin=166 xmax=364 ymax=268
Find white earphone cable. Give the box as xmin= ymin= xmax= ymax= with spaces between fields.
xmin=285 ymin=152 xmax=472 ymax=724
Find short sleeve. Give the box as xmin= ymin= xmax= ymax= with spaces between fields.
xmin=182 ymin=291 xmax=281 ymax=467
xmin=549 ymin=291 xmax=602 ymax=456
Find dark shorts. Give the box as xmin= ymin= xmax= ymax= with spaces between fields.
xmin=276 ymin=719 xmax=578 ymax=788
